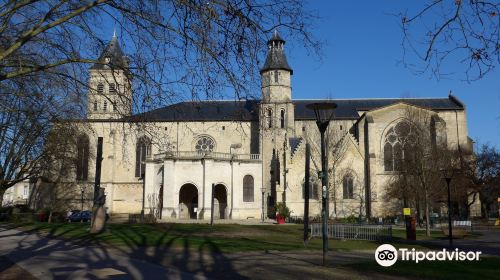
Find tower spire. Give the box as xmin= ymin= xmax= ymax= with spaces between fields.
xmin=260 ymin=30 xmax=292 ymax=74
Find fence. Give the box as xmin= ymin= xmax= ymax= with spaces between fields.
xmin=310 ymin=223 xmax=392 ymax=241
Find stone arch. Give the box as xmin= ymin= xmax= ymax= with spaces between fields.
xmin=213 ymin=183 xmax=228 ymax=219
xmin=179 ymin=183 xmax=198 ymax=219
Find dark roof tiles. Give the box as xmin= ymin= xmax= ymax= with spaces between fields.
xmin=127 ymin=97 xmax=464 ymax=122
xmin=90 ymin=35 xmax=128 ymax=71
xmin=260 ymin=30 xmax=293 ymax=74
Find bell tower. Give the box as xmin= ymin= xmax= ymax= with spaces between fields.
xmin=260 ymin=30 xmax=294 ymax=214
xmin=87 ymin=32 xmax=132 ymax=119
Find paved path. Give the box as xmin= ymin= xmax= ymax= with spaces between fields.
xmin=0 ymin=225 xmax=410 ymax=280
xmin=397 ymin=230 xmax=500 ymax=256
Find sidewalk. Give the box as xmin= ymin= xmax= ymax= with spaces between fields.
xmin=0 ymin=255 xmax=37 ymax=280
xmin=395 ymin=230 xmax=500 ymax=256
xmin=0 ymin=225 xmax=408 ymax=280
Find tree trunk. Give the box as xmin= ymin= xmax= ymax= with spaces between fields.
xmin=48 ymin=210 xmax=53 ymax=223
xmin=415 ymin=197 xmax=421 ymax=227
xmin=424 ymin=191 xmax=430 ymax=237
xmin=0 ymin=187 xmax=6 ymax=206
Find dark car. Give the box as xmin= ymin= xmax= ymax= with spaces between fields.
xmin=67 ymin=210 xmax=91 ymax=222
xmin=67 ymin=209 xmax=80 ymax=218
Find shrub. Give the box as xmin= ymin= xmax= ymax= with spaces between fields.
xmin=36 ymin=207 xmax=51 ymax=222
xmin=336 ymin=215 xmax=359 ymax=224
xmin=274 ymin=202 xmax=292 ymax=218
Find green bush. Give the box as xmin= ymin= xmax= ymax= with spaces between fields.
xmin=0 ymin=206 xmax=14 ymax=215
xmin=336 ymin=215 xmax=360 ymax=224
xmin=36 ymin=207 xmax=51 ymax=222
xmin=274 ymin=202 xmax=292 ymax=218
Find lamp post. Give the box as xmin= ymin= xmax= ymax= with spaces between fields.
xmin=261 ymin=188 xmax=266 ymax=223
xmin=140 ymin=172 xmax=146 ymax=221
xmin=81 ymin=189 xmax=84 ymax=211
xmin=306 ymin=102 xmax=337 ymax=266
xmin=229 ymin=143 xmax=241 ymax=219
xmin=440 ymin=168 xmax=453 ymax=247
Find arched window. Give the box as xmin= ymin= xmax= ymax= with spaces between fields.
xmin=103 ymin=100 xmax=107 ymax=111
xmin=243 ymin=175 xmax=254 ymax=202
xmin=135 ymin=137 xmax=151 ymax=178
xmin=303 ymin=175 xmax=319 ymax=200
xmin=109 ymin=83 xmax=116 ymax=93
xmin=383 ymin=121 xmax=414 ymax=171
xmin=93 ymin=101 xmax=98 ymax=111
xmin=97 ymin=83 xmax=104 ymax=93
xmin=76 ymin=134 xmax=89 ymax=181
xmin=343 ymin=175 xmax=354 ymax=199
xmin=267 ymin=108 xmax=273 ymax=128
xmin=280 ymin=109 xmax=285 ymax=128
xmin=383 ymin=142 xmax=393 ymax=171
xmin=194 ymin=135 xmax=215 ymax=152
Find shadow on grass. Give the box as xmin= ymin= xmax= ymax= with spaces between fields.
xmin=0 ymin=222 xmax=247 ymax=279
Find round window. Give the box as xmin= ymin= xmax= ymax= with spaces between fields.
xmin=195 ymin=135 xmax=215 ymax=152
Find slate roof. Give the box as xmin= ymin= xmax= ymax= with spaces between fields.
xmin=129 ymin=100 xmax=260 ymax=121
xmin=260 ymin=30 xmax=293 ymax=74
xmin=90 ymin=35 xmax=128 ymax=70
xmin=127 ymin=97 xmax=464 ymax=122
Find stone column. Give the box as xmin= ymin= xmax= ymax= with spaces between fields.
xmin=202 ymin=157 xmax=214 ymax=220
xmin=162 ymin=159 xmax=176 ymax=218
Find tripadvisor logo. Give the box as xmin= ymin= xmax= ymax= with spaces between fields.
xmin=375 ymin=244 xmax=398 ymax=267
xmin=375 ymin=244 xmax=482 ymax=267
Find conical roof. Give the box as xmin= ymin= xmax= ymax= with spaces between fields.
xmin=91 ymin=35 xmax=128 ymax=70
xmin=260 ymin=30 xmax=293 ymax=74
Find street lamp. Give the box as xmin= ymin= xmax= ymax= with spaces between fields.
xmin=440 ymin=168 xmax=454 ymax=247
xmin=81 ymin=189 xmax=84 ymax=211
xmin=140 ymin=172 xmax=146 ymax=221
xmin=261 ymin=187 xmax=266 ymax=223
xmin=306 ymin=101 xmax=337 ymax=266
xmin=229 ymin=143 xmax=242 ymax=154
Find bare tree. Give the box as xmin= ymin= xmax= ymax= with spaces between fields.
xmin=385 ymin=106 xmax=451 ymax=236
xmin=464 ymin=144 xmax=500 ymax=218
xmin=1 ymin=1 xmax=320 ymax=105
xmin=1 ymin=1 xmax=320 ymax=204
xmin=399 ymin=1 xmax=500 ymax=81
xmin=0 ymin=78 xmax=84 ymax=205
xmin=305 ymin=123 xmax=350 ymax=217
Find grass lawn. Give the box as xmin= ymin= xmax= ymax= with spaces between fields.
xmin=392 ymin=228 xmax=446 ymax=240
xmin=341 ymin=257 xmax=500 ymax=280
xmin=4 ymin=222 xmax=445 ymax=254
xmin=392 ymin=228 xmax=482 ymax=240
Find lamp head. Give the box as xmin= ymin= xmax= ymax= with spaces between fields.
xmin=306 ymin=102 xmax=337 ymax=132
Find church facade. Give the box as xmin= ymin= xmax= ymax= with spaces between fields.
xmin=66 ymin=32 xmax=474 ymax=221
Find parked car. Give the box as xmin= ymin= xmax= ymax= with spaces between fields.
xmin=67 ymin=210 xmax=91 ymax=222
xmin=66 ymin=209 xmax=80 ymax=218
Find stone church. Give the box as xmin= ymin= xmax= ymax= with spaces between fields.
xmin=68 ymin=31 xmax=473 ymax=221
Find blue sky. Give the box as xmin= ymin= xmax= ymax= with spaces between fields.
xmin=101 ymin=1 xmax=499 ymax=149
xmin=288 ymin=1 xmax=500 ymax=149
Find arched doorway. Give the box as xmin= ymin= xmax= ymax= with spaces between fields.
xmin=179 ymin=184 xmax=198 ymax=219
xmin=213 ymin=184 xmax=227 ymax=219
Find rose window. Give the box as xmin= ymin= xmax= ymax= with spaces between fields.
xmin=195 ymin=135 xmax=215 ymax=152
